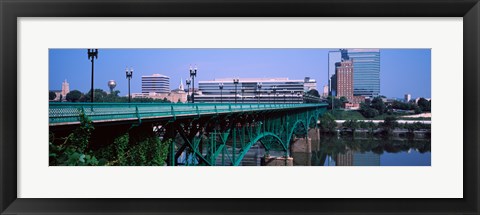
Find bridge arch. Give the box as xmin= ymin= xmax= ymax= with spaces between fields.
xmin=233 ymin=132 xmax=284 ymax=166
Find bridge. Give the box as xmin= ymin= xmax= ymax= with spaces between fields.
xmin=49 ymin=102 xmax=328 ymax=166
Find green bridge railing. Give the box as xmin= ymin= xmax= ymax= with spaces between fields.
xmin=49 ymin=102 xmax=328 ymax=125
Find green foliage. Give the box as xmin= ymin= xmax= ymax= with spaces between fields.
xmin=66 ymin=90 xmax=83 ymax=102
xmin=379 ymin=116 xmax=398 ymax=136
xmin=49 ymin=111 xmax=100 ymax=166
xmin=320 ymin=113 xmax=337 ymax=133
xmin=417 ymin=98 xmax=431 ymax=112
xmin=91 ymin=132 xmax=169 ymax=166
xmin=360 ymin=103 xmax=379 ymax=118
xmin=326 ymin=96 xmax=345 ymax=109
xmin=371 ymin=97 xmax=386 ymax=114
xmin=343 ymin=119 xmax=359 ymax=133
xmin=49 ymin=91 xmax=56 ymax=100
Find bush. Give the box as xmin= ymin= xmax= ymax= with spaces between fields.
xmin=320 ymin=113 xmax=337 ymax=133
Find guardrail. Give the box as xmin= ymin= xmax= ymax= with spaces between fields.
xmin=49 ymin=102 xmax=328 ymax=125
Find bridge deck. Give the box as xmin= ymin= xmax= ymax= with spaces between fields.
xmin=49 ymin=103 xmax=328 ymax=126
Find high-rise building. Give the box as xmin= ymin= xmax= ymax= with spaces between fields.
xmin=404 ymin=94 xmax=411 ymax=103
xmin=141 ymin=74 xmax=170 ymax=94
xmin=346 ymin=49 xmax=380 ymax=97
xmin=329 ymin=49 xmax=380 ymax=97
xmin=334 ymin=60 xmax=354 ymax=102
xmin=322 ymin=84 xmax=328 ymax=98
xmin=61 ymin=79 xmax=70 ymax=98
xmin=196 ymin=78 xmax=304 ymax=103
xmin=328 ymin=50 xmax=342 ymax=96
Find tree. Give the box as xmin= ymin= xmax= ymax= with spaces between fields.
xmin=380 ymin=116 xmax=398 ymax=136
xmin=49 ymin=91 xmax=57 ymax=100
xmin=360 ymin=102 xmax=379 ymax=118
xmin=305 ymin=89 xmax=321 ymax=103
xmin=343 ymin=119 xmax=359 ymax=134
xmin=417 ymin=98 xmax=431 ymax=112
xmin=371 ymin=97 xmax=386 ymax=114
xmin=85 ymin=89 xmax=108 ymax=102
xmin=66 ymin=90 xmax=83 ymax=102
xmin=319 ymin=113 xmax=337 ymax=133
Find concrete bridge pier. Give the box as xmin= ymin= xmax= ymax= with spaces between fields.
xmin=290 ymin=128 xmax=320 ymax=166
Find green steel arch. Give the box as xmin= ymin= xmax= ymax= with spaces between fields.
xmin=233 ymin=132 xmax=285 ymax=166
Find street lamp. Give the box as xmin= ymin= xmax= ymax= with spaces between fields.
xmin=186 ymin=79 xmax=191 ymax=103
xmin=87 ymin=49 xmax=98 ymax=102
xmin=257 ymin=82 xmax=262 ymax=104
xmin=189 ymin=65 xmax=197 ymax=103
xmin=233 ymin=78 xmax=239 ymax=103
xmin=272 ymin=86 xmax=277 ymax=104
xmin=291 ymin=91 xmax=294 ymax=104
xmin=241 ymin=87 xmax=245 ymax=103
xmin=219 ymin=82 xmax=224 ymax=103
xmin=125 ymin=67 xmax=133 ymax=103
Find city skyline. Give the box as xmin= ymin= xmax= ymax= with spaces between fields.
xmin=49 ymin=48 xmax=431 ymax=99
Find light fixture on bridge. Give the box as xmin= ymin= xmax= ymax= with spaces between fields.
xmin=87 ymin=49 xmax=98 ymax=103
xmin=186 ymin=79 xmax=191 ymax=103
xmin=189 ymin=65 xmax=197 ymax=103
xmin=233 ymin=78 xmax=239 ymax=104
xmin=219 ymin=82 xmax=224 ymax=103
xmin=125 ymin=67 xmax=133 ymax=103
xmin=257 ymin=82 xmax=262 ymax=104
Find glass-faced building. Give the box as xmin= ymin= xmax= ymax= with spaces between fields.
xmin=195 ymin=78 xmax=305 ymax=103
xmin=141 ymin=74 xmax=170 ymax=94
xmin=328 ymin=49 xmax=380 ymax=97
xmin=347 ymin=49 xmax=380 ymax=97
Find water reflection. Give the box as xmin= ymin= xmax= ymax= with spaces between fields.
xmin=294 ymin=136 xmax=431 ymax=166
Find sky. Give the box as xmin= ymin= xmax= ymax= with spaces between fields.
xmin=49 ymin=49 xmax=431 ymax=99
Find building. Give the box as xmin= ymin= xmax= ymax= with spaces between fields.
xmin=334 ymin=60 xmax=354 ymax=102
xmin=132 ymin=78 xmax=187 ymax=103
xmin=195 ymin=78 xmax=305 ymax=103
xmin=328 ymin=49 xmax=380 ymax=97
xmin=61 ymin=79 xmax=70 ymax=98
xmin=345 ymin=49 xmax=380 ymax=97
xmin=141 ymin=74 xmax=170 ymax=94
xmin=303 ymin=77 xmax=317 ymax=91
xmin=322 ymin=84 xmax=329 ymax=98
xmin=404 ymin=94 xmax=412 ymax=103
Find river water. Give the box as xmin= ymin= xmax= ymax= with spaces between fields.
xmin=292 ymin=136 xmax=431 ymax=166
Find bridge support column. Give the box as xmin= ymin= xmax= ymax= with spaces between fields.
xmin=261 ymin=156 xmax=293 ymax=166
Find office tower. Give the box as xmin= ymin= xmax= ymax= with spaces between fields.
xmin=345 ymin=49 xmax=380 ymax=97
xmin=141 ymin=74 xmax=170 ymax=94
xmin=329 ymin=49 xmax=380 ymax=97
xmin=335 ymin=60 xmax=354 ymax=102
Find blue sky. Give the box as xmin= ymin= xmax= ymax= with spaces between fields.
xmin=49 ymin=49 xmax=431 ymax=99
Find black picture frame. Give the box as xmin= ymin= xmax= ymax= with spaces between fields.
xmin=1 ymin=0 xmax=478 ymax=214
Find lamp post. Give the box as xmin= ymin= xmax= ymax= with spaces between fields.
xmin=241 ymin=87 xmax=245 ymax=103
xmin=291 ymin=91 xmax=294 ymax=104
xmin=125 ymin=67 xmax=133 ymax=103
xmin=87 ymin=49 xmax=98 ymax=103
xmin=233 ymin=78 xmax=239 ymax=103
xmin=219 ymin=83 xmax=224 ymax=103
xmin=257 ymin=82 xmax=262 ymax=104
xmin=189 ymin=65 xmax=197 ymax=103
xmin=186 ymin=79 xmax=191 ymax=103
xmin=272 ymin=86 xmax=277 ymax=104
